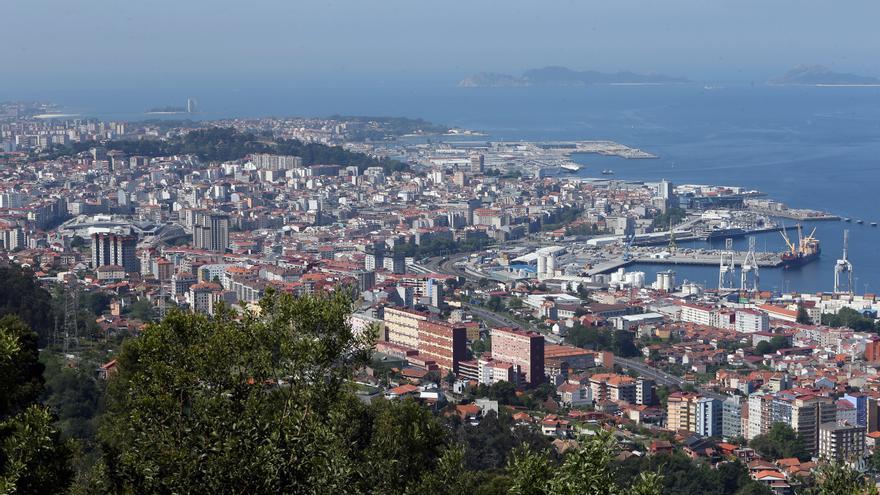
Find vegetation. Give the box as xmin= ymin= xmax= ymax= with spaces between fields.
xmin=566 ymin=324 xmax=640 ymax=357
xmin=753 ymin=335 xmax=791 ymax=355
xmin=0 ymin=263 xmax=55 ymax=345
xmin=0 ymin=263 xmax=870 ymax=494
xmin=749 ymin=423 xmax=809 ymax=461
xmin=796 ymin=304 xmax=812 ymax=325
xmin=822 ymin=307 xmax=880 ymax=332
xmin=507 ymin=431 xmax=662 ymax=495
xmin=326 ymin=115 xmax=451 ymax=141
xmin=564 ymin=223 xmax=604 ymax=236
xmin=809 ymin=462 xmax=879 ymax=495
xmin=652 ymin=207 xmax=687 ymax=229
xmin=39 ymin=127 xmax=409 ymax=174
xmin=617 ymin=455 xmax=771 ymax=495
xmin=0 ymin=315 xmax=74 ymax=493
xmin=541 ymin=207 xmax=584 ymax=232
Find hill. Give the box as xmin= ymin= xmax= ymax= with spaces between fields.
xmin=769 ymin=65 xmax=880 ymax=86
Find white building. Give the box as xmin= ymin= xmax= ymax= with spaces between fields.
xmin=735 ymin=309 xmax=770 ymax=334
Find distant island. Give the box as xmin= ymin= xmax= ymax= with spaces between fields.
xmin=769 ymin=65 xmax=880 ymax=86
xmin=459 ymin=66 xmax=689 ymax=87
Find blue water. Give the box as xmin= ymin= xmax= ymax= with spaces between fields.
xmin=13 ymin=84 xmax=880 ymax=293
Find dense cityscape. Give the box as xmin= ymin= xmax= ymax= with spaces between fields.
xmin=1 ymin=99 xmax=879 ymax=493
xmin=4 ymin=0 xmax=880 ymax=493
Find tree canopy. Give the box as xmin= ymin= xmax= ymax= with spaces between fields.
xmin=0 ymin=315 xmax=74 ymax=494
xmin=749 ymin=423 xmax=809 ymax=461
xmin=42 ymin=127 xmax=409 ymax=174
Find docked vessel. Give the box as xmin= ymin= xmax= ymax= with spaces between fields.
xmin=706 ymin=226 xmax=747 ymax=240
xmin=779 ymin=225 xmax=820 ymax=269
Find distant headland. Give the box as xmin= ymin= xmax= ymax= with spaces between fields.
xmin=458 ymin=66 xmax=689 ymax=87
xmin=769 ymin=65 xmax=880 ymax=86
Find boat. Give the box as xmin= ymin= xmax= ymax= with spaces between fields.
xmin=560 ymin=162 xmax=581 ymax=172
xmin=857 ymin=219 xmax=864 ymax=224
xmin=602 ymin=169 xmax=614 ymax=175
xmin=872 ymin=222 xmax=878 ymax=227
xmin=844 ymin=218 xmax=851 ymax=222
xmin=779 ymin=225 xmax=820 ymax=269
xmin=706 ymin=227 xmax=747 ymax=240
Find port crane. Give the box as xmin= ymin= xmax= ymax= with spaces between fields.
xmin=718 ymin=237 xmax=736 ymax=291
xmin=740 ymin=236 xmax=759 ymax=292
xmin=780 ymin=226 xmax=797 ymax=255
xmin=834 ymin=229 xmax=854 ymax=294
xmin=622 ymin=233 xmax=636 ymax=262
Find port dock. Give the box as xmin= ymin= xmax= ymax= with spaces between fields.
xmin=587 ymin=250 xmax=784 ymax=276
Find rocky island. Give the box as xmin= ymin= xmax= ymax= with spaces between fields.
xmin=769 ymin=65 xmax=880 ymax=86
xmin=459 ymin=66 xmax=689 ymax=87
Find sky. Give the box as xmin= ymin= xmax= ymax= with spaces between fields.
xmin=2 ymin=0 xmax=879 ymax=92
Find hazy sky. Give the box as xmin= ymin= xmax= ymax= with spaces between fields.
xmin=3 ymin=0 xmax=878 ymax=91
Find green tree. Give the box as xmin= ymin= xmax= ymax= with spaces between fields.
xmin=811 ymin=462 xmax=878 ymax=495
xmin=410 ymin=445 xmax=473 ymax=495
xmin=749 ymin=423 xmax=809 ymax=461
xmin=41 ymin=355 xmax=104 ymax=442
xmin=0 ymin=315 xmax=44 ymax=417
xmin=485 ymin=295 xmax=503 ymax=312
xmin=544 ymin=431 xmax=661 ymax=495
xmin=734 ymin=483 xmax=773 ymax=495
xmin=0 ymin=264 xmax=54 ymax=345
xmin=453 ymin=411 xmax=550 ymax=471
xmin=125 ymin=298 xmax=156 ymax=322
xmin=359 ymin=398 xmax=447 ymax=494
xmin=0 ymin=405 xmax=74 ymax=494
xmin=98 ymin=290 xmax=377 ymax=493
xmin=796 ymin=304 xmax=812 ymax=324
xmin=471 ymin=337 xmax=490 ymax=355
xmin=507 ymin=445 xmax=553 ymax=495
xmin=0 ymin=315 xmax=74 ymax=494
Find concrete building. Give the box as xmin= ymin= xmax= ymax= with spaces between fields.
xmin=667 ymin=392 xmax=700 ymax=432
xmin=636 ymin=377 xmax=655 ymax=406
xmin=250 ymin=153 xmax=302 ymax=171
xmin=723 ymin=396 xmax=744 ymax=439
xmin=193 ymin=212 xmax=229 ymax=252
xmin=695 ymin=397 xmax=723 ymax=437
xmin=772 ymin=393 xmax=836 ymax=456
xmin=382 ymin=307 xmax=429 ymax=350
xmin=91 ymin=232 xmax=139 ymax=273
xmin=589 ymin=373 xmax=637 ymax=404
xmin=490 ymin=327 xmax=545 ymax=386
xmin=417 ymin=319 xmax=467 ymax=374
xmin=735 ymin=309 xmax=770 ymax=334
xmin=819 ymin=422 xmax=865 ymax=464
xmin=189 ymin=282 xmax=222 ymax=314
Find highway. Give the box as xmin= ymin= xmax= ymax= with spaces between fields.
xmin=616 ymin=356 xmax=726 ymax=400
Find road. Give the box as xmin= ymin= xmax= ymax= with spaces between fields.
xmin=423 ymin=251 xmax=725 ymax=397
xmin=616 ymin=356 xmax=727 ymax=400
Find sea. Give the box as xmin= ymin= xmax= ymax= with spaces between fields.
xmin=17 ymin=83 xmax=880 ymax=294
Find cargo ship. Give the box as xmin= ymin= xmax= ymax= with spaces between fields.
xmin=779 ymin=225 xmax=820 ymax=269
